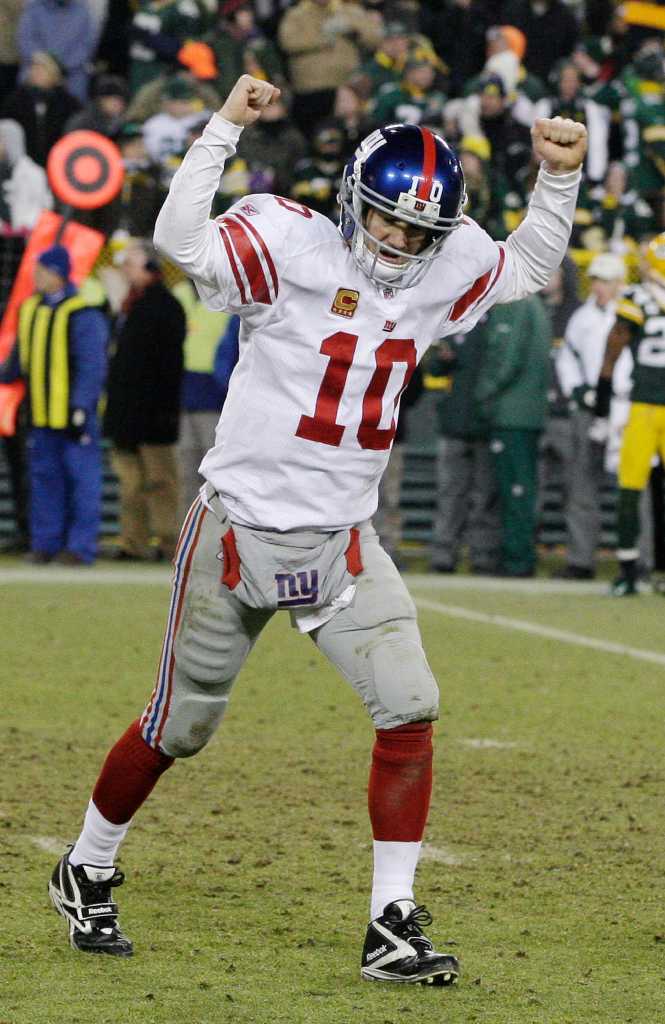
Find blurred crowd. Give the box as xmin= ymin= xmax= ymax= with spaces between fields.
xmin=0 ymin=0 xmax=664 ymax=575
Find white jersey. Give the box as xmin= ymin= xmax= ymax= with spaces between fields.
xmin=155 ymin=114 xmax=581 ymax=531
xmin=557 ymin=296 xmax=632 ymax=397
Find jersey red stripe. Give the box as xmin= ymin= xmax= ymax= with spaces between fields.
xmin=417 ymin=128 xmax=437 ymax=200
xmin=221 ymin=217 xmax=271 ymax=304
xmin=233 ymin=213 xmax=279 ymax=299
xmin=449 ymin=246 xmax=505 ymax=322
xmin=218 ymin=223 xmax=248 ymax=305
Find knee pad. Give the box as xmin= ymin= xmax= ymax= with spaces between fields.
xmin=159 ymin=687 xmax=232 ymax=758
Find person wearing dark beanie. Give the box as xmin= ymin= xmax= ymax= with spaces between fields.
xmin=11 ymin=243 xmax=109 ymax=564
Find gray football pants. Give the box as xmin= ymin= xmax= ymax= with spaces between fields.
xmin=540 ymin=412 xmax=604 ymax=570
xmin=140 ymin=497 xmax=439 ymax=757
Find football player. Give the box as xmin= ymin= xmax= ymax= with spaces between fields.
xmin=48 ymin=75 xmax=587 ymax=984
xmin=591 ymin=233 xmax=665 ymax=596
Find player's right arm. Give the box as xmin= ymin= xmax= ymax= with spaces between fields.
xmin=153 ymin=76 xmax=280 ymax=300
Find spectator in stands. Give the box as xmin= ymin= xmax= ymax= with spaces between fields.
xmin=253 ymin=0 xmax=291 ymax=40
xmin=501 ymin=0 xmax=579 ymax=84
xmin=374 ymin=365 xmax=423 ymax=570
xmin=13 ymin=244 xmax=108 ymax=564
xmin=143 ymin=75 xmax=212 ymax=170
xmin=573 ymin=160 xmax=656 ymax=252
xmin=445 ymin=72 xmax=532 ymax=186
xmin=126 ymin=70 xmax=220 ymax=124
xmin=475 ymin=294 xmax=552 ymax=578
xmin=422 ymin=0 xmax=496 ymax=98
xmin=291 ymin=117 xmax=347 ymax=220
xmin=0 ymin=120 xmax=53 ymax=232
xmin=109 ymin=123 xmax=164 ymax=237
xmin=591 ymin=39 xmax=665 ymax=222
xmin=279 ymin=0 xmax=383 ymax=136
xmin=333 ymin=80 xmax=372 ymax=150
xmin=428 ymin=330 xmax=501 ymax=575
xmin=17 ymin=0 xmax=97 ymax=102
xmin=539 ymin=60 xmax=610 ymax=185
xmin=95 ymin=0 xmax=132 ymax=77
xmin=173 ymin=277 xmax=232 ymax=517
xmin=371 ymin=50 xmax=446 ymax=128
xmin=474 ymin=73 xmax=532 ymax=185
xmin=551 ymin=252 xmax=628 ymax=580
xmin=1 ymin=51 xmax=80 ymax=167
xmin=358 ymin=20 xmax=411 ymax=96
xmin=0 ymin=0 xmax=24 ymax=99
xmin=229 ymin=90 xmax=307 ymax=202
xmin=571 ymin=35 xmax=615 ymax=90
xmin=64 ymin=75 xmax=130 ymax=140
xmin=103 ymin=240 xmax=185 ymax=562
xmin=128 ymin=0 xmax=207 ymax=95
xmin=457 ymin=134 xmax=493 ymax=230
xmin=463 ymin=24 xmax=547 ymax=128
xmin=210 ymin=0 xmax=285 ymax=101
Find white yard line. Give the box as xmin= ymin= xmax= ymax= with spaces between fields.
xmin=3 ymin=565 xmax=663 ymax=667
xmin=413 ymin=595 xmax=665 ymax=668
xmin=407 ymin=573 xmax=608 ymax=594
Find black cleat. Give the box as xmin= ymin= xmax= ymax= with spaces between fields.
xmin=361 ymin=900 xmax=459 ymax=985
xmin=48 ymin=851 xmax=133 ymax=956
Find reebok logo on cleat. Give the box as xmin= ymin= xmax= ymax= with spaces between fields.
xmin=87 ymin=906 xmax=113 ymax=916
xmin=366 ymin=944 xmax=389 ymax=962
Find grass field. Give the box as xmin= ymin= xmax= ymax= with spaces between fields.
xmin=2 ymin=562 xmax=665 ymax=1024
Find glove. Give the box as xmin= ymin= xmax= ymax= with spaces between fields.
xmin=588 ymin=416 xmax=610 ymax=445
xmin=68 ymin=408 xmax=91 ymax=442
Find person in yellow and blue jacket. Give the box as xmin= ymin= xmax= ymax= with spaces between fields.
xmin=14 ymin=245 xmax=109 ymax=564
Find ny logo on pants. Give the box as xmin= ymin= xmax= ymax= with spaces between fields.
xmin=275 ymin=570 xmax=319 ymax=607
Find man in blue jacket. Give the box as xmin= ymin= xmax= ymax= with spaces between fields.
xmin=17 ymin=0 xmax=96 ymax=102
xmin=16 ymin=244 xmax=109 ymax=564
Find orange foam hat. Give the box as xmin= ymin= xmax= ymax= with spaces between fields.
xmin=500 ymin=25 xmax=527 ymax=61
xmin=178 ymin=41 xmax=218 ymax=81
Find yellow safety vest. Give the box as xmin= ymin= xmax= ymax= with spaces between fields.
xmin=18 ymin=293 xmax=90 ymax=429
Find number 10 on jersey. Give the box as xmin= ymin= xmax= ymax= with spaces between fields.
xmin=296 ymin=332 xmax=416 ymax=451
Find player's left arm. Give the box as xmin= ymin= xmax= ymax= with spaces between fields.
xmin=493 ymin=117 xmax=588 ymax=303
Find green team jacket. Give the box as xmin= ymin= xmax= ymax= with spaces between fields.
xmin=474 ymin=295 xmax=552 ymax=430
xmin=427 ymin=327 xmax=491 ymax=441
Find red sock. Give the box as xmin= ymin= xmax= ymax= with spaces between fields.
xmin=368 ymin=721 xmax=433 ymax=842
xmin=92 ymin=719 xmax=174 ymax=825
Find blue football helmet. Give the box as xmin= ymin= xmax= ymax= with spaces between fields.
xmin=338 ymin=123 xmax=466 ymax=289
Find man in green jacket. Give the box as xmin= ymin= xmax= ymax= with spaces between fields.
xmin=428 ymin=329 xmax=500 ymax=574
xmin=475 ymin=294 xmax=551 ymax=577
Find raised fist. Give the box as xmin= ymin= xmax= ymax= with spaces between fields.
xmin=219 ymin=75 xmax=281 ymax=129
xmin=531 ymin=116 xmax=588 ymax=174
